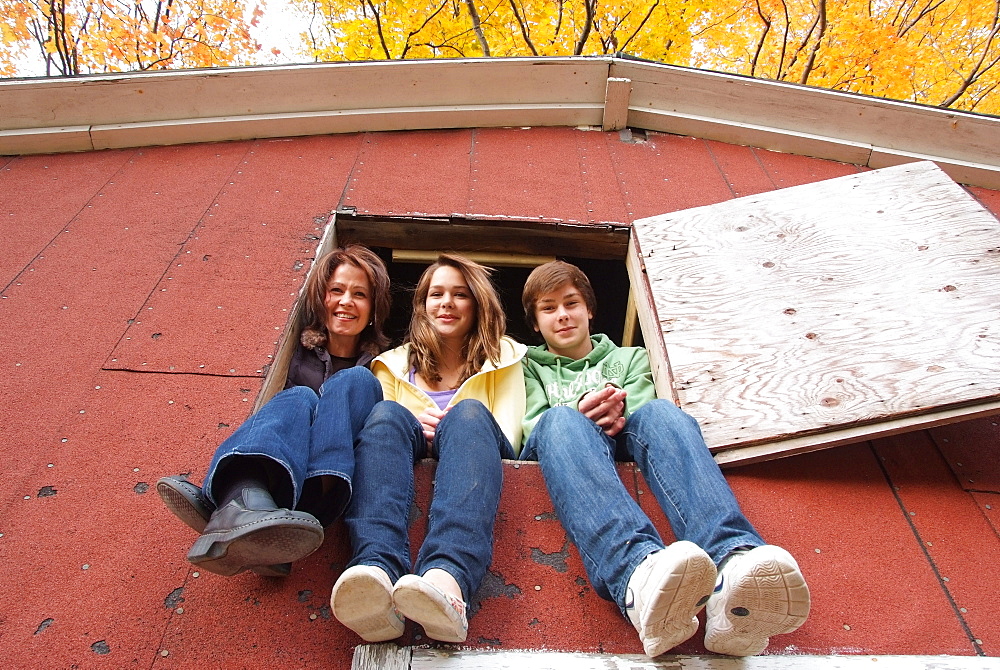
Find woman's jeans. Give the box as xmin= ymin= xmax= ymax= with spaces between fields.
xmin=344 ymin=399 xmax=515 ymax=603
xmin=202 ymin=367 xmax=382 ymax=526
xmin=520 ymin=399 xmax=764 ymax=610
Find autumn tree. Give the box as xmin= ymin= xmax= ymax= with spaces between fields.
xmin=294 ymin=0 xmax=1000 ymax=114
xmin=298 ymin=0 xmax=707 ymax=63
xmin=2 ymin=0 xmax=998 ymax=115
xmin=691 ymin=0 xmax=1000 ymax=113
xmin=0 ymin=0 xmax=263 ymax=77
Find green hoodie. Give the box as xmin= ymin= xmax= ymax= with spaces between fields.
xmin=521 ymin=334 xmax=658 ymax=445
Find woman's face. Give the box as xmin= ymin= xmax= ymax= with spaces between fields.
xmin=324 ymin=262 xmax=373 ymax=353
xmin=424 ymin=265 xmax=476 ymax=344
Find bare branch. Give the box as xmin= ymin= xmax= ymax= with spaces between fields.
xmin=897 ymin=0 xmax=947 ymax=39
xmin=777 ymin=0 xmax=790 ymax=78
xmin=800 ymin=0 xmax=828 ymax=85
xmin=464 ymin=0 xmax=490 ymax=56
xmin=365 ymin=0 xmax=392 ymax=59
xmin=574 ymin=0 xmax=596 ymax=55
xmin=507 ymin=0 xmax=538 ymax=56
xmin=751 ymin=0 xmax=772 ymax=77
xmin=620 ymin=1 xmax=659 ymax=53
xmin=939 ymin=6 xmax=1000 ymax=108
xmin=400 ymin=0 xmax=449 ymax=59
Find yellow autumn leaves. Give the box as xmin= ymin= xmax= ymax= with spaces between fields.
xmin=1 ymin=0 xmax=998 ymax=115
xmin=0 ymin=0 xmax=261 ymax=77
xmin=304 ymin=0 xmax=706 ymax=62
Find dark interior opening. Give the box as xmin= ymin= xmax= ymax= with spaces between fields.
xmin=368 ymin=247 xmax=638 ymax=350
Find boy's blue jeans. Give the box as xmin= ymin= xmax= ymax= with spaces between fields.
xmin=202 ymin=366 xmax=382 ymax=525
xmin=344 ymin=399 xmax=515 ymax=602
xmin=520 ymin=399 xmax=764 ymax=611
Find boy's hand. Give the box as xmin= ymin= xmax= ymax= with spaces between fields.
xmin=578 ymin=385 xmax=627 ymax=437
xmin=417 ymin=406 xmax=449 ymax=446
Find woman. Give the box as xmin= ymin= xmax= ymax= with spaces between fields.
xmin=156 ymin=245 xmax=391 ymax=577
xmin=331 ymin=254 xmax=526 ymax=643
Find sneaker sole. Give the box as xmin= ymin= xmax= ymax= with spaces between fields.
xmin=705 ymin=546 xmax=811 ymax=656
xmin=187 ymin=517 xmax=323 ymax=576
xmin=636 ymin=541 xmax=717 ymax=657
xmin=331 ymin=567 xmax=403 ymax=642
xmin=393 ymin=575 xmax=468 ymax=643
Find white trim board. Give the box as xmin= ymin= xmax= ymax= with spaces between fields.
xmin=352 ymin=646 xmax=1000 ymax=669
xmin=4 ymin=57 xmax=1000 ymax=189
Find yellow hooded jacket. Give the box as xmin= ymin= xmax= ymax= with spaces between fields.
xmin=371 ymin=336 xmax=527 ymax=455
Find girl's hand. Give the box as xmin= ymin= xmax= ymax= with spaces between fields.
xmin=417 ymin=406 xmax=448 ymax=445
xmin=578 ymin=385 xmax=627 ymax=437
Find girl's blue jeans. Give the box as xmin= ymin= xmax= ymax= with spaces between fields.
xmin=520 ymin=399 xmax=765 ymax=610
xmin=344 ymin=399 xmax=514 ymax=602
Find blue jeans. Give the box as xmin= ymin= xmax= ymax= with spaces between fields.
xmin=202 ymin=367 xmax=382 ymax=525
xmin=344 ymin=399 xmax=515 ymax=602
xmin=520 ymin=400 xmax=764 ymax=610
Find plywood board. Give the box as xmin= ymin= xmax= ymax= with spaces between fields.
xmin=630 ymin=161 xmax=1000 ymax=464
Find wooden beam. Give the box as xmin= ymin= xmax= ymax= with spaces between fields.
xmin=627 ymin=106 xmax=873 ymax=166
xmin=612 ymin=59 xmax=1000 ymax=170
xmin=621 ymin=285 xmax=639 ymax=347
xmin=410 ymin=649 xmax=1000 ymax=669
xmin=5 ymin=57 xmax=1000 ymax=189
xmin=392 ymin=249 xmax=554 ymax=268
xmin=336 ymin=214 xmax=631 ymax=261
xmin=252 ymin=212 xmax=339 ymax=413
xmin=602 ymin=77 xmax=632 ymax=131
xmin=625 ymin=234 xmax=679 ymax=405
xmin=87 ymin=104 xmax=605 ymax=152
xmin=713 ymin=399 xmax=1000 ymax=468
xmin=352 ymin=644 xmax=410 ymax=670
xmin=1 ymin=58 xmax=610 ymax=131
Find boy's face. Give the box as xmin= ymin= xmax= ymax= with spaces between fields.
xmin=533 ymin=282 xmax=594 ymax=359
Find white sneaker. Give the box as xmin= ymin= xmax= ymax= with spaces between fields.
xmin=392 ymin=574 xmax=468 ymax=643
xmin=331 ymin=565 xmax=404 ymax=642
xmin=704 ymin=545 xmax=811 ymax=656
xmin=624 ymin=541 xmax=717 ymax=657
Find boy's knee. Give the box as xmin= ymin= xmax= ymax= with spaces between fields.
xmin=535 ymin=404 xmax=584 ymax=431
xmin=632 ymin=399 xmax=699 ymax=430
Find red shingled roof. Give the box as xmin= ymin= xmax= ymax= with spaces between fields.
xmin=2 ymin=128 xmax=997 ymax=666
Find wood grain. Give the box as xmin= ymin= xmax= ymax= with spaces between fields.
xmin=632 ymin=161 xmax=1000 ymax=457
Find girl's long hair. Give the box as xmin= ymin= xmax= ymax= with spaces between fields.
xmin=407 ymin=254 xmax=505 ymax=388
xmin=299 ymin=245 xmax=391 ymax=358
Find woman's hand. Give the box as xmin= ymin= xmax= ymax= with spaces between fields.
xmin=578 ymin=385 xmax=627 ymax=437
xmin=417 ymin=406 xmax=449 ymax=445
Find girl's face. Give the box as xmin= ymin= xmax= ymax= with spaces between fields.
xmin=324 ymin=262 xmax=373 ymax=352
xmin=424 ymin=265 xmax=476 ymax=344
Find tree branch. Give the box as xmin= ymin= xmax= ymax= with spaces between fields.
xmin=400 ymin=0 xmax=449 ymax=59
xmin=620 ymin=1 xmax=658 ymax=53
xmin=464 ymin=0 xmax=490 ymax=57
xmin=365 ymin=0 xmax=392 ymax=59
xmin=508 ymin=0 xmax=538 ymax=56
xmin=574 ymin=0 xmax=595 ymax=55
xmin=800 ymin=0 xmax=827 ymax=85
xmin=751 ymin=0 xmax=772 ymax=77
xmin=938 ymin=5 xmax=1000 ymax=108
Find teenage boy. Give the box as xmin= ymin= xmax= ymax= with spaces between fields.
xmin=519 ymin=261 xmax=810 ymax=658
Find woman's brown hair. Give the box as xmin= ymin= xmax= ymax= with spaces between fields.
xmin=299 ymin=245 xmax=391 ymax=358
xmin=407 ymin=254 xmax=506 ymax=388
